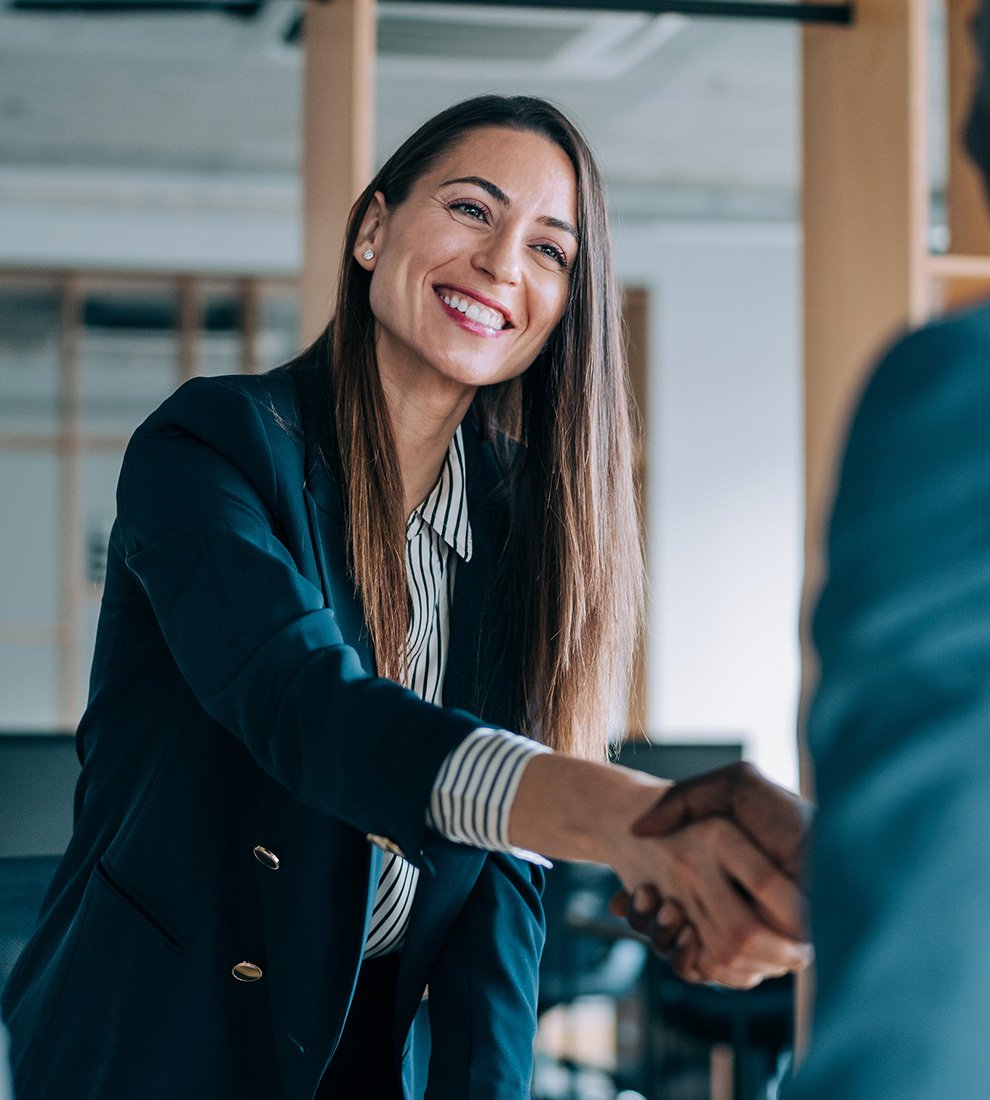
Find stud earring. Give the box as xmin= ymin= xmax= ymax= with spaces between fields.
xmin=362 ymin=248 xmax=375 ymax=261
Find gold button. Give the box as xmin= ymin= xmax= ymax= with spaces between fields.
xmin=366 ymin=833 xmax=405 ymax=859
xmin=253 ymin=845 xmax=280 ymax=871
xmin=232 ymin=961 xmax=263 ymax=982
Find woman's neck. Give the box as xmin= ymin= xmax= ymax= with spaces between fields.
xmin=378 ymin=365 xmax=476 ymax=518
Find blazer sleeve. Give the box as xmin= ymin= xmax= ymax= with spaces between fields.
xmin=115 ymin=374 xmax=482 ymax=866
xmin=794 ymin=313 xmax=990 ymax=1098
xmin=418 ymin=852 xmax=545 ymax=1099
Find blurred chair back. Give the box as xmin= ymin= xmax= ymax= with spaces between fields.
xmin=0 ymin=855 xmax=60 ymax=996
xmin=616 ymin=739 xmax=743 ymax=781
xmin=0 ymin=733 xmax=77 ymax=996
xmin=0 ymin=733 xmax=79 ymax=857
xmin=539 ymin=861 xmax=646 ymax=1015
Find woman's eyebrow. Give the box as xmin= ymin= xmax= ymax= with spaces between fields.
xmin=441 ymin=174 xmax=509 ymax=207
xmin=440 ymin=175 xmax=579 ymax=242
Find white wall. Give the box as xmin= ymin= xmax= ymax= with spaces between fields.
xmin=0 ymin=169 xmax=300 ymax=276
xmin=615 ymin=220 xmax=802 ymax=788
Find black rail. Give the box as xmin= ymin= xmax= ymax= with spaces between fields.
xmin=383 ymin=1 xmax=853 ymax=25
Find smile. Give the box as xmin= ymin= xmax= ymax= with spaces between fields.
xmin=435 ymin=287 xmax=510 ymax=335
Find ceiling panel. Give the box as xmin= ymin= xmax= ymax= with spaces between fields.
xmin=0 ymin=0 xmax=948 ymax=225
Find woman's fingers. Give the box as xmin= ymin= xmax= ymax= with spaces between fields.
xmin=654 ymin=897 xmax=690 ymax=952
xmin=610 ymin=884 xmax=693 ymax=958
xmin=608 ymin=872 xmax=804 ymax=989
xmin=608 ymin=887 xmax=631 ymax=919
xmin=668 ymin=923 xmax=704 ymax=982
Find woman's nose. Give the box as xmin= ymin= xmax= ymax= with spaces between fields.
xmin=473 ymin=230 xmax=522 ymax=285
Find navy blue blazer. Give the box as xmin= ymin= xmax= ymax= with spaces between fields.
xmin=792 ymin=303 xmax=990 ymax=1098
xmin=2 ymin=344 xmax=546 ymax=1099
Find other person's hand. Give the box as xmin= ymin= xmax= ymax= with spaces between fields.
xmin=631 ymin=761 xmax=814 ymax=878
xmin=607 ymin=812 xmax=811 ymax=988
xmin=610 ymin=762 xmax=814 ymax=979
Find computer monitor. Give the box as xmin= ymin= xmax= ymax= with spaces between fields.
xmin=616 ymin=739 xmax=743 ymax=783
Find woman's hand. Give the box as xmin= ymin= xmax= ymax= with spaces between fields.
xmin=507 ymin=754 xmax=811 ymax=989
xmin=609 ymin=884 xmax=686 ymax=954
xmin=608 ymin=888 xmax=712 ymax=982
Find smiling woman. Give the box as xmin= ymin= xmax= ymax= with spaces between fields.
xmin=1 ymin=95 xmax=810 ymax=1100
xmin=329 ymin=99 xmax=636 ymax=757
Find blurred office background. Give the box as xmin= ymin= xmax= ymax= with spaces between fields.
xmin=0 ymin=1 xmax=953 ymax=1096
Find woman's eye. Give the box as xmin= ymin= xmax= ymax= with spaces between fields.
xmin=535 ymin=242 xmax=569 ymax=269
xmin=448 ymin=199 xmax=489 ymax=222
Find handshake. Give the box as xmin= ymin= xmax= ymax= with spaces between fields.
xmin=606 ymin=761 xmax=815 ymax=989
xmin=511 ymin=753 xmax=814 ymax=990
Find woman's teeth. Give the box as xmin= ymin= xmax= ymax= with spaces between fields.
xmin=439 ymin=292 xmax=505 ymax=332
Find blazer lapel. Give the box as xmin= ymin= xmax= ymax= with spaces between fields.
xmin=442 ymin=424 xmax=516 ymax=730
xmin=295 ymin=354 xmax=516 ymax=713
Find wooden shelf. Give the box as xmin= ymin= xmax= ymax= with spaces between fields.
xmin=927 ymin=253 xmax=990 ymax=311
xmin=927 ymin=253 xmax=990 ymax=279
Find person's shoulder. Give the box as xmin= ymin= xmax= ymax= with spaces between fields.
xmin=876 ymin=301 xmax=990 ymax=380
xmin=120 ymin=354 xmax=322 ymax=506
xmin=128 ymin=348 xmax=324 ymax=468
xmin=146 ymin=364 xmax=301 ymax=433
xmin=855 ymin=301 xmax=990 ymax=425
xmin=927 ymin=298 xmax=990 ymax=341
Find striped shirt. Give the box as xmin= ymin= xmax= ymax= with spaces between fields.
xmin=362 ymin=426 xmax=550 ymax=959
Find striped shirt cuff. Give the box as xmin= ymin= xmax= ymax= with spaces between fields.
xmin=428 ymin=728 xmax=553 ymax=868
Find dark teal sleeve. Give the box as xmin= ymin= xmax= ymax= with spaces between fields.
xmin=116 ymin=375 xmax=480 ymax=866
xmin=419 ymin=853 xmax=545 ymax=1098
xmin=793 ymin=309 xmax=990 ymax=1098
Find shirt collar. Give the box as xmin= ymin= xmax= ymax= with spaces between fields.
xmin=407 ymin=424 xmax=473 ymax=562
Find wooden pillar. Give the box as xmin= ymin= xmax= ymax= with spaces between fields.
xmin=240 ymin=277 xmax=261 ymax=375
xmin=802 ymin=0 xmax=929 ymax=641
xmin=801 ymin=0 xmax=929 ymax=803
xmin=301 ymin=0 xmax=376 ymax=345
xmin=799 ymin=0 xmax=929 ymax=1054
xmin=177 ymin=276 xmax=199 ymax=383
xmin=57 ymin=275 xmax=83 ymax=728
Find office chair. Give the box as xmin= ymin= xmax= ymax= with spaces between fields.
xmin=0 ymin=855 xmax=60 ymax=996
xmin=536 ymin=861 xmax=649 ymax=1099
xmin=646 ymin=959 xmax=794 ymax=1100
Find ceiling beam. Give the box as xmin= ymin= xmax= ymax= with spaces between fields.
xmin=377 ymin=1 xmax=854 ymax=25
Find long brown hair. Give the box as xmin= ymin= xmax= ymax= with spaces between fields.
xmin=326 ymin=95 xmax=643 ymax=760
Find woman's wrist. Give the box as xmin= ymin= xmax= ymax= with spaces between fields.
xmin=507 ymin=752 xmax=670 ymax=866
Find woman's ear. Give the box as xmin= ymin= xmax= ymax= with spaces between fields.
xmin=353 ymin=192 xmax=388 ymax=269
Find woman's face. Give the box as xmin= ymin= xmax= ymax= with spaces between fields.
xmin=356 ymin=126 xmax=579 ymax=400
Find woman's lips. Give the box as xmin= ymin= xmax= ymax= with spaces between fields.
xmin=435 ymin=288 xmax=509 ymax=336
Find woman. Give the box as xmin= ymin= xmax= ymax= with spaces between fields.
xmin=2 ymin=96 xmax=807 ymax=1099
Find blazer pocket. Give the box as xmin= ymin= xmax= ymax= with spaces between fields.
xmin=94 ymin=861 xmax=186 ymax=956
